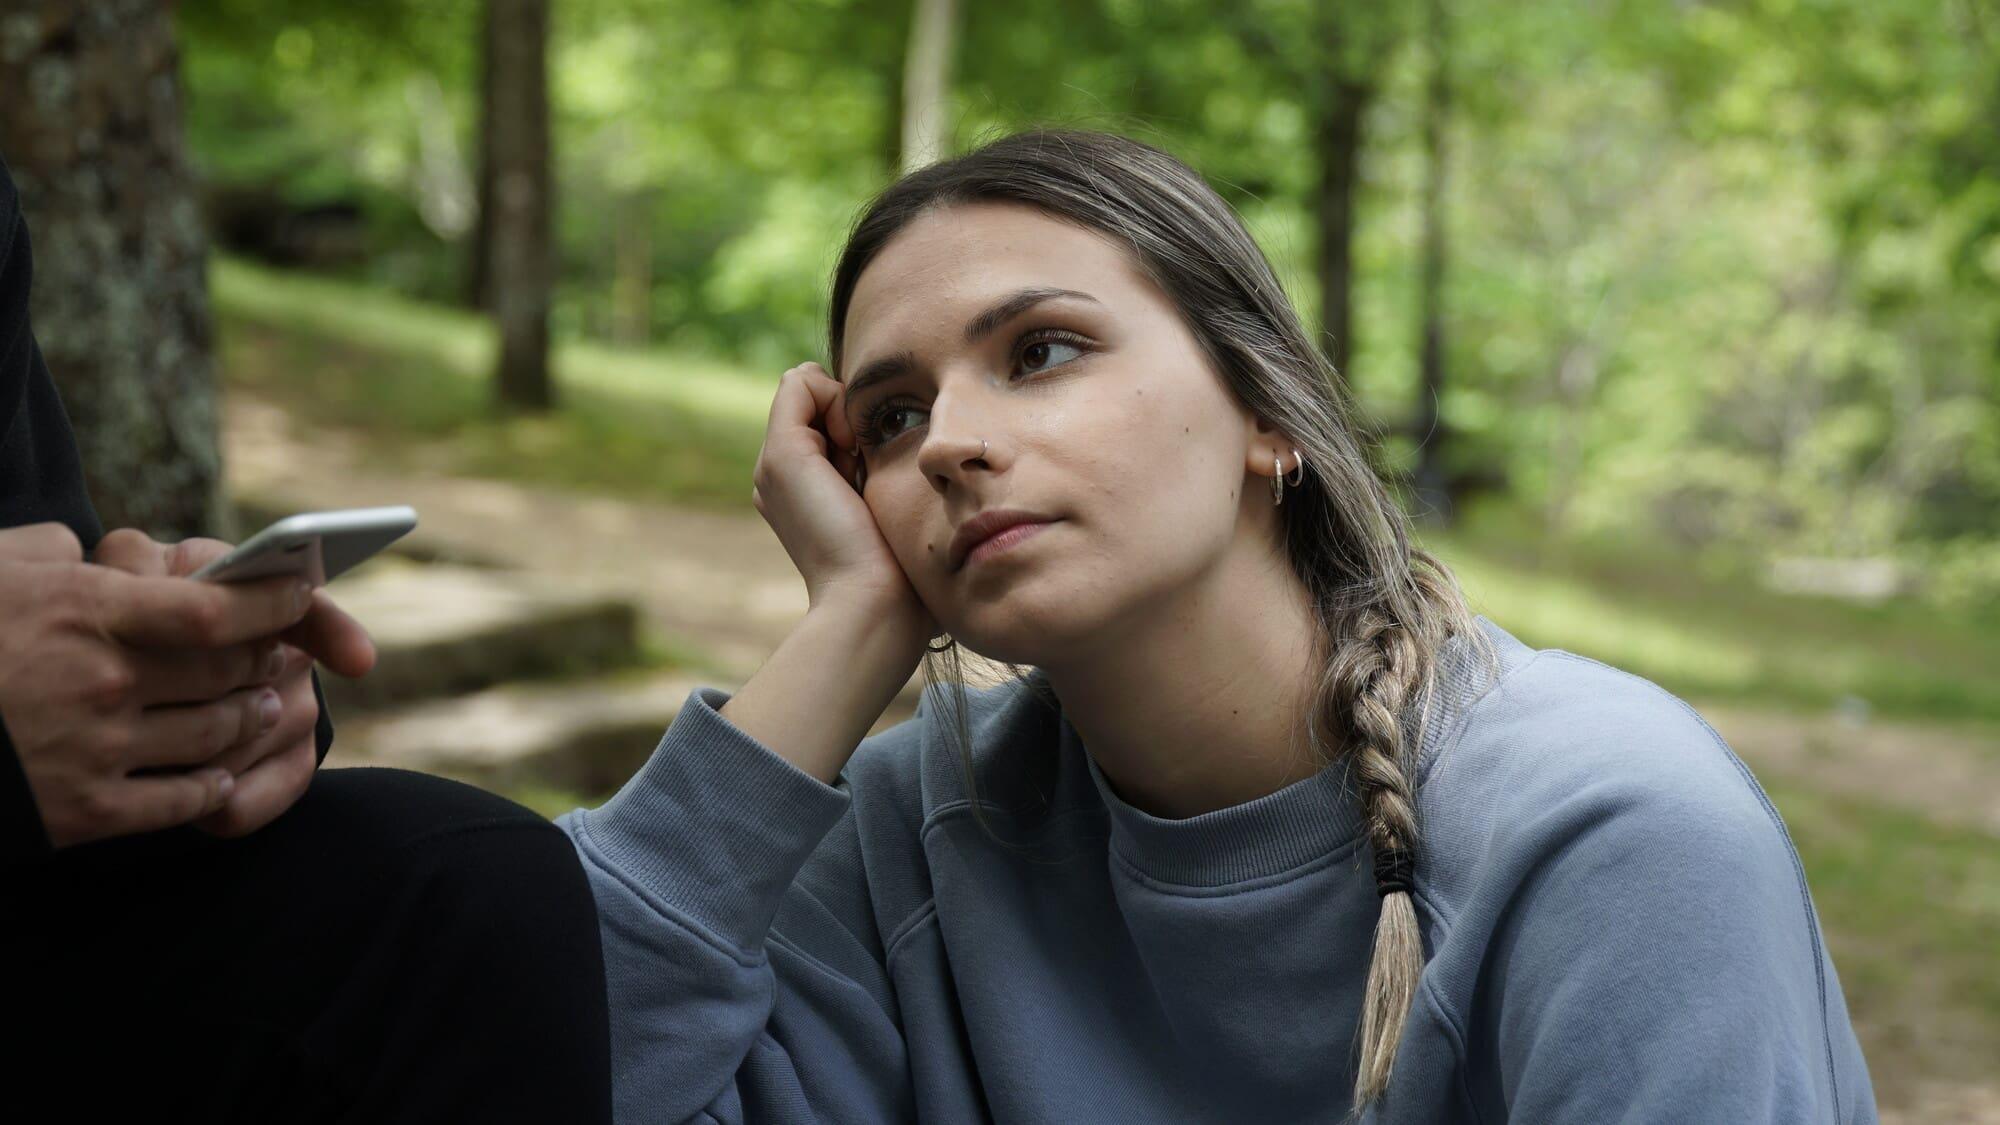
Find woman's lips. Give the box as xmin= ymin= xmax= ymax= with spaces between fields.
xmin=962 ymin=520 xmax=1054 ymax=569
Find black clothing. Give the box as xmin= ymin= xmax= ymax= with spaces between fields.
xmin=0 ymin=151 xmax=611 ymax=1121
xmin=5 ymin=767 xmax=614 ymax=1124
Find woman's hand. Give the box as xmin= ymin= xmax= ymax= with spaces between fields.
xmin=751 ymin=362 xmax=935 ymax=643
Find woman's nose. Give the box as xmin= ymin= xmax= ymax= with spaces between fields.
xmin=917 ymin=426 xmax=991 ymax=481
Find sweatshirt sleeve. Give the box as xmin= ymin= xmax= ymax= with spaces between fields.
xmin=1480 ymin=707 xmax=1876 ymax=1123
xmin=556 ymin=685 xmax=915 ymax=1124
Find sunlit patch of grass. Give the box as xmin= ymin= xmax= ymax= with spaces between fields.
xmin=218 ymin=302 xmax=763 ymax=508
xmin=213 ymin=256 xmax=776 ymax=426
xmin=1763 ymin=779 xmax=2000 ymax=1096
xmin=1423 ymin=518 xmax=2000 ymax=722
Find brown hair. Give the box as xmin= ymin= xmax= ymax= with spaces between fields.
xmin=825 ymin=127 xmax=1493 ymax=1111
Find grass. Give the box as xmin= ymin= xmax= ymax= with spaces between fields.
xmin=1762 ymin=778 xmax=2000 ymax=1098
xmin=213 ymin=256 xmax=766 ymax=508
xmin=1425 ymin=517 xmax=2000 ymax=724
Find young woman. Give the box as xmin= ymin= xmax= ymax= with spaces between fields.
xmin=559 ymin=129 xmax=1877 ymax=1123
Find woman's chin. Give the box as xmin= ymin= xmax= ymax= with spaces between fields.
xmin=945 ymin=608 xmax=1088 ymax=668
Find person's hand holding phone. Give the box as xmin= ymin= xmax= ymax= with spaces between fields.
xmin=89 ymin=528 xmax=377 ymax=838
xmin=0 ymin=523 xmax=317 ymax=849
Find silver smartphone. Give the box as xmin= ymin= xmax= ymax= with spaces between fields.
xmin=191 ymin=506 xmax=419 ymax=586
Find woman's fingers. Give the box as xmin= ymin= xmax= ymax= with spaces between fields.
xmin=795 ymin=362 xmax=862 ymax=490
xmin=802 ymin=363 xmax=856 ymax=452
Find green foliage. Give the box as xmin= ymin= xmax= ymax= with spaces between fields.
xmin=178 ymin=0 xmax=1999 ymax=604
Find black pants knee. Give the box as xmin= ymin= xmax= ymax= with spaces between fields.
xmin=1 ymin=767 xmax=612 ymax=1124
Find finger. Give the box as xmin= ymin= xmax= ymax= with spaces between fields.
xmin=91 ymin=528 xmax=170 ymax=576
xmin=201 ymin=655 xmax=318 ymax=777
xmin=131 ymin=685 xmax=282 ymax=767
xmin=127 ymin=639 xmax=284 ymax=706
xmin=772 ymin=362 xmax=842 ymax=453
xmin=0 ymin=521 xmax=85 ymax=565
xmin=94 ymin=568 xmax=313 ymax=648
xmin=802 ymin=363 xmax=857 ymax=453
xmin=277 ymin=590 xmax=376 ymax=678
xmin=800 ymin=363 xmax=865 ymax=490
xmin=163 ymin=537 xmax=234 ymax=578
xmin=193 ymin=739 xmax=314 ymax=838
xmin=95 ymin=768 xmax=236 ymax=839
xmin=773 ymin=363 xmax=859 ymax=489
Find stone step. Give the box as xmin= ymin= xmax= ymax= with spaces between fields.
xmin=328 ymin=670 xmax=922 ymax=796
xmin=318 ymin=558 xmax=643 ymax=713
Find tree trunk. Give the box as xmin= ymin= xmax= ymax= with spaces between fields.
xmin=1313 ymin=74 xmax=1371 ymax=383
xmin=900 ymin=0 xmax=958 ymax=173
xmin=1412 ymin=0 xmax=1453 ymax=525
xmin=483 ymin=0 xmax=554 ymax=411
xmin=0 ymin=1 xmax=227 ymax=540
xmin=881 ymin=3 xmax=908 ymax=179
xmin=466 ymin=3 xmax=497 ymax=310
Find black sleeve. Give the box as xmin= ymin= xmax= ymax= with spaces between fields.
xmin=0 ymin=152 xmax=335 ymax=867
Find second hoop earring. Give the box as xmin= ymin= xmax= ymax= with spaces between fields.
xmin=1270 ymin=448 xmax=1307 ymax=506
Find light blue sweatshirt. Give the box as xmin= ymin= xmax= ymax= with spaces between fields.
xmin=557 ymin=616 xmax=1877 ymax=1122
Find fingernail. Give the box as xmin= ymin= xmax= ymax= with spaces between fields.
xmin=212 ymin=770 xmax=236 ymax=799
xmin=263 ymin=645 xmax=286 ymax=679
xmin=296 ymin=581 xmax=314 ymax=613
xmin=258 ymin=688 xmax=282 ymax=731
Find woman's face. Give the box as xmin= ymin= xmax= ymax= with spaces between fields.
xmin=840 ymin=201 xmax=1276 ymax=665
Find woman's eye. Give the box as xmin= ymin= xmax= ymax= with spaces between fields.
xmin=1018 ymin=338 xmax=1084 ymax=375
xmin=871 ymin=406 xmax=920 ymax=443
xmin=861 ymin=332 xmax=1090 ymax=451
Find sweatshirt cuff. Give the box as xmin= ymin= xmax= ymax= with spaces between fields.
xmin=568 ymin=684 xmax=853 ymax=956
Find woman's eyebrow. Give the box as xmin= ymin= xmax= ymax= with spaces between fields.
xmin=844 ymin=286 xmax=1100 ymax=406
xmin=961 ymin=286 xmax=1099 ymax=345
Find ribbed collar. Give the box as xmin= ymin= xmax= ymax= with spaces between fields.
xmin=1068 ymin=616 xmax=1522 ymax=887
